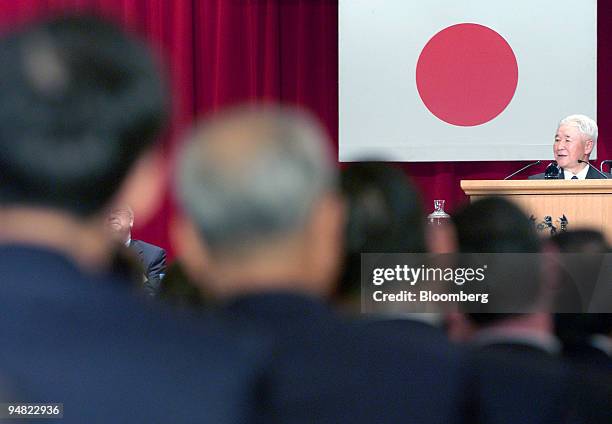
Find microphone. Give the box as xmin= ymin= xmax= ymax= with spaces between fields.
xmin=600 ymin=160 xmax=612 ymax=173
xmin=503 ymin=160 xmax=542 ymax=180
xmin=544 ymin=161 xmax=561 ymax=179
xmin=578 ymin=160 xmax=610 ymax=179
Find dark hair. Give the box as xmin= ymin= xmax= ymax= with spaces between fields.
xmin=337 ymin=162 xmax=425 ymax=298
xmin=452 ymin=197 xmax=542 ymax=325
xmin=550 ymin=230 xmax=610 ymax=337
xmin=0 ymin=16 xmax=167 ymax=216
xmin=549 ymin=229 xmax=609 ymax=253
xmin=452 ymin=196 xmax=541 ymax=253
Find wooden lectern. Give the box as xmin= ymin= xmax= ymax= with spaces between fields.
xmin=460 ymin=180 xmax=612 ymax=242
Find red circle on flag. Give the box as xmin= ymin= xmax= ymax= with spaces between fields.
xmin=416 ymin=23 xmax=518 ymax=127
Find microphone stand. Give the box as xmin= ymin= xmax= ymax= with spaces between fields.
xmin=503 ymin=160 xmax=542 ymax=180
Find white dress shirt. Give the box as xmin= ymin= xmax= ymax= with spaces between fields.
xmin=563 ymin=164 xmax=589 ymax=180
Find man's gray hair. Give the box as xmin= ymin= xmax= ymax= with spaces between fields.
xmin=559 ymin=114 xmax=598 ymax=143
xmin=176 ymin=105 xmax=336 ymax=253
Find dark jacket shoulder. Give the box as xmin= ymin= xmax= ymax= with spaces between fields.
xmin=0 ymin=245 xmax=272 ymax=423
xmin=129 ymin=239 xmax=165 ymax=257
xmin=224 ymin=291 xmax=467 ymax=424
xmin=528 ymin=172 xmax=546 ymax=180
xmin=528 ymin=168 xmax=612 ymax=180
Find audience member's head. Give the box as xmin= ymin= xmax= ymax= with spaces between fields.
xmin=449 ymin=197 xmax=547 ymax=333
xmin=0 ymin=16 xmax=166 ymax=216
xmin=452 ymin=197 xmax=541 ymax=254
xmin=549 ymin=229 xmax=609 ymax=254
xmin=337 ymin=162 xmax=425 ymax=300
xmin=549 ymin=229 xmax=611 ymax=340
xmin=174 ymin=105 xmax=343 ymax=299
xmin=0 ymin=16 xmax=167 ymax=267
xmin=548 ymin=229 xmax=608 ymax=312
xmin=578 ymin=314 xmax=612 ymax=338
xmin=107 ymin=206 xmax=134 ymax=244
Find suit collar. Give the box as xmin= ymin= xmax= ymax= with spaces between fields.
xmin=586 ymin=166 xmax=605 ymax=179
xmin=127 ymin=239 xmax=144 ymax=256
xmin=365 ymin=313 xmax=443 ymax=329
xmin=556 ymin=166 xmax=607 ymax=179
xmin=590 ymin=334 xmax=612 ymax=357
xmin=586 ymin=166 xmax=595 ymax=179
xmin=472 ymin=328 xmax=561 ymax=355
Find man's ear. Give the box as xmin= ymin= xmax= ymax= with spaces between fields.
xmin=113 ymin=149 xmax=167 ymax=229
xmin=584 ymin=138 xmax=594 ymax=156
xmin=304 ymin=193 xmax=346 ymax=295
xmin=170 ymin=213 xmax=211 ymax=287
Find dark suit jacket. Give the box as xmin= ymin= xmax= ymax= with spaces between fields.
xmin=563 ymin=339 xmax=612 ymax=372
xmin=468 ymin=336 xmax=612 ymax=423
xmin=0 ymin=245 xmax=271 ymax=423
xmin=362 ymin=319 xmax=580 ymax=424
xmin=224 ymin=292 xmax=467 ymax=424
xmin=472 ymin=336 xmax=561 ymax=359
xmin=129 ymin=239 xmax=166 ymax=295
xmin=529 ymin=167 xmax=612 ymax=179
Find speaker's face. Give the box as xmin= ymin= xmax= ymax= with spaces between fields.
xmin=553 ymin=124 xmax=592 ymax=172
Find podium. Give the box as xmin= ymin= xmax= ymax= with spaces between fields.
xmin=460 ymin=180 xmax=612 ymax=242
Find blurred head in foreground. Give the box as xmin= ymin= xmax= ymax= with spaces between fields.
xmin=549 ymin=230 xmax=611 ymax=342
xmin=549 ymin=229 xmax=609 ymax=254
xmin=453 ymin=197 xmax=541 ymax=255
xmin=174 ymin=105 xmax=344 ymax=299
xmin=0 ymin=16 xmax=167 ymax=267
xmin=337 ymin=162 xmax=426 ymax=301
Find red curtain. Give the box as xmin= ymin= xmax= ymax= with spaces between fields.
xmin=0 ymin=0 xmax=609 ymax=256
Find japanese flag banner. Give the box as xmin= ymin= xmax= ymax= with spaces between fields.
xmin=339 ymin=0 xmax=596 ymax=161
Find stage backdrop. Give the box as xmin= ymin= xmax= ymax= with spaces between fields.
xmin=339 ymin=0 xmax=597 ymax=161
xmin=0 ymin=0 xmax=610 ymax=257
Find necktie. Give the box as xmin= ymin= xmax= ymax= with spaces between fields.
xmin=571 ymin=176 xmax=578 ymax=180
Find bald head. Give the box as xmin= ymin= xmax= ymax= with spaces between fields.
xmin=177 ymin=106 xmax=336 ymax=256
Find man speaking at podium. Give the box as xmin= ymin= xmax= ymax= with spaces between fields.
xmin=529 ymin=114 xmax=610 ymax=180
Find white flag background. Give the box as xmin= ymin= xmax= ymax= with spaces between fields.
xmin=339 ymin=0 xmax=597 ymax=162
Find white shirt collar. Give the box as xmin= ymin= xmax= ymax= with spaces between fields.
xmin=369 ymin=313 xmax=443 ymax=327
xmin=589 ymin=334 xmax=612 ymax=357
xmin=125 ymin=237 xmax=131 ymax=247
xmin=563 ymin=163 xmax=589 ymax=180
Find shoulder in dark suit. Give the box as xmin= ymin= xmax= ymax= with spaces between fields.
xmin=468 ymin=336 xmax=612 ymax=423
xmin=0 ymin=245 xmax=271 ymax=423
xmin=224 ymin=291 xmax=467 ymax=424
xmin=129 ymin=239 xmax=167 ymax=295
xmin=529 ymin=167 xmax=612 ymax=179
xmin=468 ymin=348 xmax=578 ymax=424
xmin=563 ymin=338 xmax=612 ymax=372
xmin=471 ymin=334 xmax=561 ymax=359
xmin=528 ymin=172 xmax=547 ymax=180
